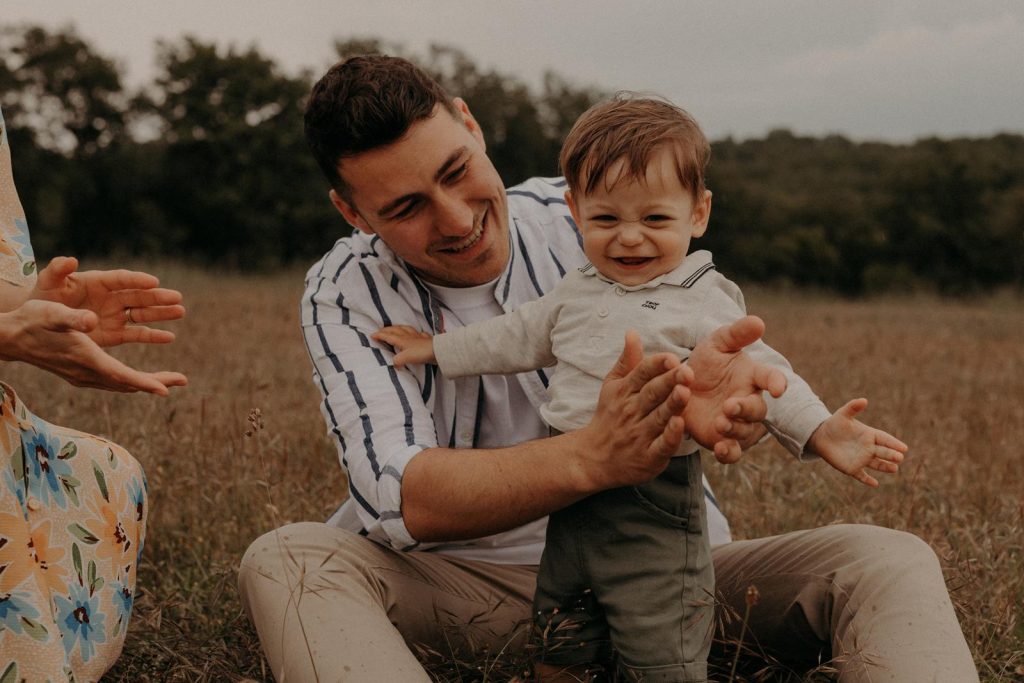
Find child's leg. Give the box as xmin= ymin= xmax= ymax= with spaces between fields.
xmin=583 ymin=453 xmax=714 ymax=683
xmin=532 ymin=500 xmax=614 ymax=677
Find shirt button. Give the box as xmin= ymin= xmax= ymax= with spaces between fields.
xmin=27 ymin=497 xmax=41 ymax=511
xmin=598 ymin=309 xmax=609 ymax=317
xmin=460 ymin=430 xmax=474 ymax=442
xmin=615 ymin=287 xmax=625 ymax=296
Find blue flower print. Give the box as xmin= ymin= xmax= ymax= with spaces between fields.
xmin=0 ymin=591 xmax=40 ymax=634
xmin=126 ymin=476 xmax=145 ymax=561
xmin=2 ymin=466 xmax=27 ymax=514
xmin=54 ymin=582 xmax=107 ymax=663
xmin=23 ymin=428 xmax=72 ymax=509
xmin=8 ymin=218 xmax=35 ymax=263
xmin=109 ymin=578 xmax=134 ymax=636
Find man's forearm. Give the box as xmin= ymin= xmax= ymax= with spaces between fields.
xmin=401 ymin=432 xmax=594 ymax=542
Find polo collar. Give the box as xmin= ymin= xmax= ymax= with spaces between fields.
xmin=578 ymin=250 xmax=716 ymax=290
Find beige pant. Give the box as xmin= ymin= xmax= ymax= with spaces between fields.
xmin=237 ymin=523 xmax=978 ymax=682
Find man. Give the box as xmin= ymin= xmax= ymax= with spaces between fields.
xmin=238 ymin=55 xmax=978 ymax=682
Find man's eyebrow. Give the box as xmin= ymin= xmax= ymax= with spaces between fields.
xmin=376 ymin=147 xmax=469 ymax=219
xmin=433 ymin=146 xmax=468 ymax=182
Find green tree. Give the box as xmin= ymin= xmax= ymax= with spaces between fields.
xmin=141 ymin=36 xmax=337 ymax=266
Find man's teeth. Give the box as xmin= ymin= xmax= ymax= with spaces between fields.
xmin=445 ymin=222 xmax=484 ymax=253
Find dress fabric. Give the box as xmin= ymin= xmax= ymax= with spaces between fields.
xmin=0 ymin=107 xmax=148 ymax=683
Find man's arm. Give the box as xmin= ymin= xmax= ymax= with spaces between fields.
xmin=402 ymin=333 xmax=696 ymax=540
xmin=402 ymin=326 xmax=774 ymax=541
xmin=305 ymin=253 xmax=773 ymax=547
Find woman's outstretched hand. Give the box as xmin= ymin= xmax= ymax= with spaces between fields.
xmin=0 ymin=299 xmax=187 ymax=394
xmin=32 ymin=256 xmax=186 ymax=346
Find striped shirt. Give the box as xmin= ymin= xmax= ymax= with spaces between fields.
xmin=301 ymin=176 xmax=733 ymax=562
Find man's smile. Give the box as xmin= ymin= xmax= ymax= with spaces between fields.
xmin=438 ymin=209 xmax=488 ymax=255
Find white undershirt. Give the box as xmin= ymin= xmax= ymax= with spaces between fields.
xmin=425 ymin=278 xmax=550 ymax=563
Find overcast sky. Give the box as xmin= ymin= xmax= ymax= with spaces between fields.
xmin=5 ymin=0 xmax=1023 ymax=142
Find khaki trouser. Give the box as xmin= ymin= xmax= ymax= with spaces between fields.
xmin=237 ymin=523 xmax=979 ymax=683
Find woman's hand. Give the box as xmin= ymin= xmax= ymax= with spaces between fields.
xmin=0 ymin=299 xmax=187 ymax=394
xmin=31 ymin=256 xmax=185 ymax=347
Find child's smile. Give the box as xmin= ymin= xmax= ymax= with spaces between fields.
xmin=566 ymin=145 xmax=712 ymax=287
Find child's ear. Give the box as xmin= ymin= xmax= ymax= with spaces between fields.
xmin=564 ymin=190 xmax=581 ymax=224
xmin=330 ymin=189 xmax=375 ymax=235
xmin=690 ymin=189 xmax=712 ymax=238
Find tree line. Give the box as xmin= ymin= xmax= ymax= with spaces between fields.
xmin=2 ymin=25 xmax=1021 ymax=294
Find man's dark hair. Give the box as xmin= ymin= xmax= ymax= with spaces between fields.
xmin=304 ymin=55 xmax=457 ymax=203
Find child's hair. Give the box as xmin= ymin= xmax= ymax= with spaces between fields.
xmin=560 ymin=93 xmax=710 ymax=202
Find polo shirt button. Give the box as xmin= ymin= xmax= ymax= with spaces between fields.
xmin=27 ymin=497 xmax=41 ymax=511
xmin=598 ymin=309 xmax=609 ymax=317
xmin=615 ymin=287 xmax=625 ymax=296
xmin=460 ymin=430 xmax=473 ymax=442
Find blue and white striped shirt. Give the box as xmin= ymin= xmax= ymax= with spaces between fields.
xmin=301 ymin=176 xmax=732 ymax=562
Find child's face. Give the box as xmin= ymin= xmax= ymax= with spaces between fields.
xmin=566 ymin=146 xmax=711 ymax=287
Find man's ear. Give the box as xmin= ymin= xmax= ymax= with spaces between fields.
xmin=564 ymin=190 xmax=581 ymax=225
xmin=330 ymin=189 xmax=375 ymax=235
xmin=453 ymin=97 xmax=486 ymax=151
xmin=690 ymin=189 xmax=712 ymax=238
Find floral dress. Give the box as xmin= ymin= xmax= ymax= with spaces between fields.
xmin=0 ymin=110 xmax=148 ymax=682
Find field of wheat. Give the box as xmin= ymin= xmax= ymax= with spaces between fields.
xmin=3 ymin=262 xmax=1022 ymax=682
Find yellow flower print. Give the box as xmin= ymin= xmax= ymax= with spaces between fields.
xmin=82 ymin=482 xmax=135 ymax=577
xmin=0 ymin=512 xmax=34 ymax=593
xmin=27 ymin=520 xmax=68 ymax=598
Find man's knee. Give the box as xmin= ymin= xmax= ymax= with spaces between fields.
xmin=823 ymin=524 xmax=944 ymax=599
xmin=829 ymin=524 xmax=939 ymax=569
xmin=238 ymin=522 xmax=374 ymax=603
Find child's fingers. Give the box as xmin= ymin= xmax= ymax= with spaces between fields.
xmin=867 ymin=457 xmax=900 ymax=474
xmin=837 ymin=397 xmax=869 ymax=419
xmin=874 ymin=444 xmax=906 ymax=464
xmin=373 ymin=325 xmax=429 ymax=341
xmin=852 ymin=469 xmax=880 ymax=488
xmin=874 ymin=430 xmax=909 ymax=453
xmin=713 ymin=438 xmax=742 ymax=464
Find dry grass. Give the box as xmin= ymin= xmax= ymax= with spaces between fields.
xmin=2 ymin=263 xmax=1022 ymax=682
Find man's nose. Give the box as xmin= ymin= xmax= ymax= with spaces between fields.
xmin=434 ymin=193 xmax=475 ymax=237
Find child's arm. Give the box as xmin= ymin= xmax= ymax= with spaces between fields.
xmin=371 ymin=325 xmax=436 ymax=368
xmin=806 ymin=398 xmax=908 ymax=487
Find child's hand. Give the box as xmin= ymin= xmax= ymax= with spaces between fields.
xmin=371 ymin=325 xmax=436 ymax=368
xmin=807 ymin=398 xmax=908 ymax=487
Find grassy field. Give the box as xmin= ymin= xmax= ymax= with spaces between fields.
xmin=4 ymin=263 xmax=1023 ymax=681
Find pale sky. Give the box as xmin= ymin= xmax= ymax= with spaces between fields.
xmin=4 ymin=0 xmax=1023 ymax=142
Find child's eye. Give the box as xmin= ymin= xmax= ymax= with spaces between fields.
xmin=591 ymin=215 xmax=617 ymax=224
xmin=645 ymin=215 xmax=670 ymax=223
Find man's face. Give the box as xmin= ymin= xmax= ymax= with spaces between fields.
xmin=567 ymin=146 xmax=711 ymax=287
xmin=331 ymin=100 xmax=510 ymax=287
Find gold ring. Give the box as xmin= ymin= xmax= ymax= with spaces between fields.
xmin=125 ymin=307 xmax=135 ymax=324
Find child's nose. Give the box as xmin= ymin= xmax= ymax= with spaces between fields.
xmin=618 ymin=224 xmax=644 ymax=246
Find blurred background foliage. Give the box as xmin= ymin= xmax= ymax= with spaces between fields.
xmin=2 ymin=24 xmax=1022 ymax=294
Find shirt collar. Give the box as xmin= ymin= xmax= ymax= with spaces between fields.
xmin=578 ymin=250 xmax=716 ymax=290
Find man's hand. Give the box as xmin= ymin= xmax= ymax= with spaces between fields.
xmin=574 ymin=330 xmax=693 ymax=491
xmin=685 ymin=316 xmax=787 ymax=463
xmin=807 ymin=398 xmax=907 ymax=487
xmin=0 ymin=299 xmax=188 ymax=394
xmin=372 ymin=325 xmax=436 ymax=368
xmin=32 ymin=256 xmax=185 ymax=347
